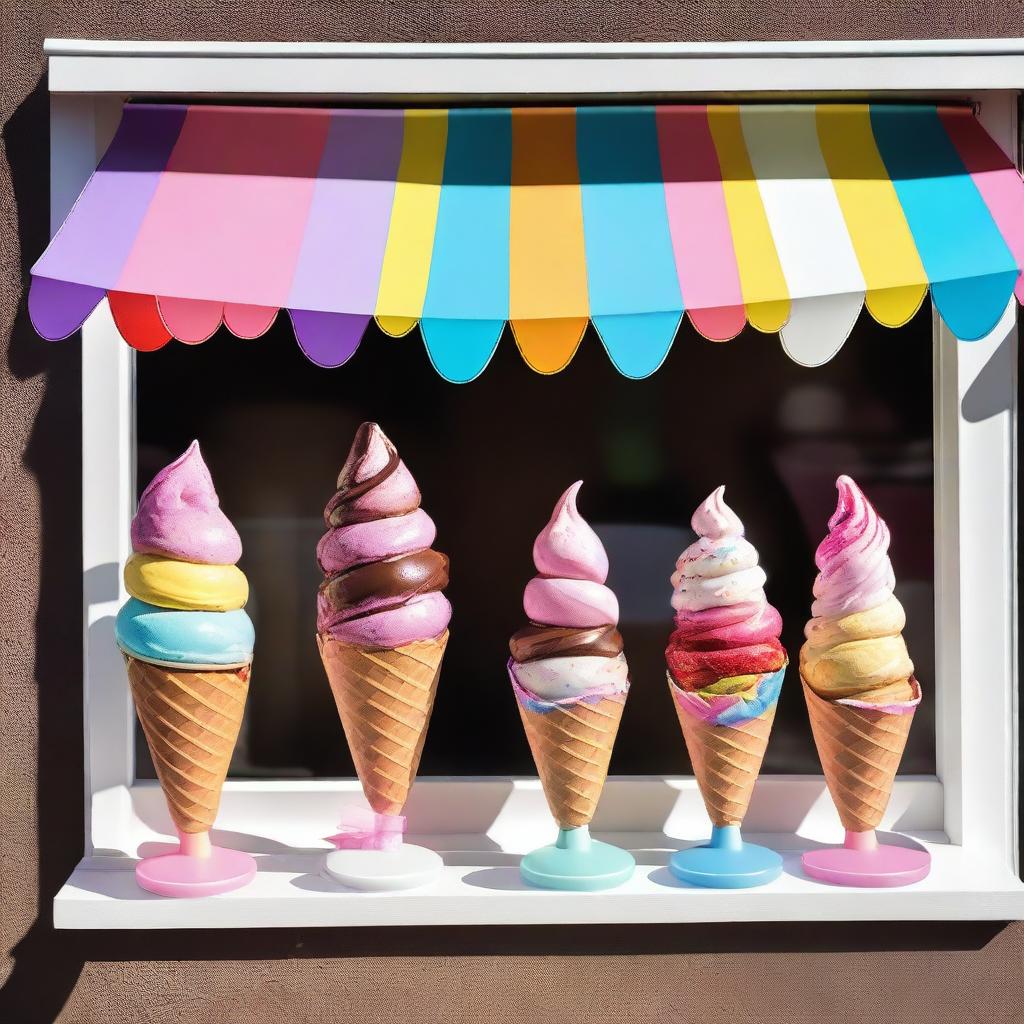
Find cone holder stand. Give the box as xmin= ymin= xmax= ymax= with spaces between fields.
xmin=322 ymin=843 xmax=443 ymax=892
xmin=801 ymin=829 xmax=931 ymax=887
xmin=520 ymin=825 xmax=635 ymax=891
xmin=668 ymin=825 xmax=782 ymax=889
xmin=135 ymin=830 xmax=257 ymax=898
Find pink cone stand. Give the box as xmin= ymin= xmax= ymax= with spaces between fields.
xmin=801 ymin=829 xmax=931 ymax=888
xmin=135 ymin=829 xmax=257 ymax=898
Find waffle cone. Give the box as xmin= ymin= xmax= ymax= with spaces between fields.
xmin=517 ymin=692 xmax=626 ymax=830
xmin=802 ymin=674 xmax=917 ymax=833
xmin=318 ymin=630 xmax=448 ymax=817
xmin=668 ymin=677 xmax=775 ymax=828
xmin=124 ymin=655 xmax=249 ymax=834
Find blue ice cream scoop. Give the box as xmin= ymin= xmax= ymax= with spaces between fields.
xmin=116 ymin=597 xmax=254 ymax=668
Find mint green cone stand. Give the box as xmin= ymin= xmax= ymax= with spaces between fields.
xmin=520 ymin=825 xmax=635 ymax=891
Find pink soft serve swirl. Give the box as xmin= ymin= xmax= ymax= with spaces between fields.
xmin=130 ymin=440 xmax=242 ymax=565
xmin=317 ymin=509 xmax=436 ymax=575
xmin=523 ymin=481 xmax=619 ymax=628
xmin=811 ymin=475 xmax=896 ymax=618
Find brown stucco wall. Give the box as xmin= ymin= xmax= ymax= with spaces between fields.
xmin=3 ymin=4 xmax=1024 ymax=1022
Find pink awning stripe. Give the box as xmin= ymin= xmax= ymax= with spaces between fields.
xmin=939 ymin=106 xmax=1024 ymax=305
xmin=656 ymin=106 xmax=745 ymax=341
xmin=116 ymin=106 xmax=330 ymax=306
xmin=156 ymin=296 xmax=224 ymax=344
xmin=223 ymin=303 xmax=279 ymax=340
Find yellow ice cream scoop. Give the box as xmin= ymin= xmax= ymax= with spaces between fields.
xmin=800 ymin=639 xmax=915 ymax=703
xmin=804 ymin=596 xmax=907 ymax=650
xmin=801 ymin=596 xmax=914 ymax=704
xmin=124 ymin=553 xmax=248 ymax=611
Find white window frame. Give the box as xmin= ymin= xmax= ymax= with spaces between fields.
xmin=52 ymin=38 xmax=1024 ymax=928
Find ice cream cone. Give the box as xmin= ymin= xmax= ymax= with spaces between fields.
xmin=801 ymin=674 xmax=918 ymax=833
xmin=668 ymin=678 xmax=776 ymax=828
xmin=125 ymin=654 xmax=249 ymax=834
xmin=516 ymin=693 xmax=626 ymax=830
xmin=318 ymin=630 xmax=448 ymax=817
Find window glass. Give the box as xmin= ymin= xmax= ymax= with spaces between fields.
xmin=135 ymin=307 xmax=935 ymax=779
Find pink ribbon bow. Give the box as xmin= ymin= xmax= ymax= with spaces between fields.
xmin=326 ymin=807 xmax=406 ymax=851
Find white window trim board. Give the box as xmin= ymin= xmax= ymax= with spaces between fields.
xmin=52 ymin=40 xmax=1023 ymax=927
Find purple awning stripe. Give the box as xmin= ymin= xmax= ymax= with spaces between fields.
xmin=287 ymin=110 xmax=404 ymax=314
xmin=28 ymin=277 xmax=105 ymax=341
xmin=289 ymin=309 xmax=370 ymax=367
xmin=32 ymin=104 xmax=187 ymax=289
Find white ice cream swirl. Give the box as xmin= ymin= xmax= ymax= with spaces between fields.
xmin=671 ymin=486 xmax=768 ymax=614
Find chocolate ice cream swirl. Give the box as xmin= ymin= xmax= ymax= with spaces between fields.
xmin=509 ymin=624 xmax=624 ymax=662
xmin=325 ymin=443 xmax=416 ymax=527
xmin=320 ymin=550 xmax=450 ymax=617
xmin=317 ymin=423 xmax=451 ymax=648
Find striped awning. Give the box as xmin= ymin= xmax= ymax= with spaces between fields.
xmin=30 ymin=102 xmax=1024 ymax=380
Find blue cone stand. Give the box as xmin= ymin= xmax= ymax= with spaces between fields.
xmin=669 ymin=825 xmax=782 ymax=889
xmin=520 ymin=825 xmax=635 ymax=891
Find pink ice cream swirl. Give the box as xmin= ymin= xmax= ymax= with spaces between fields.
xmin=523 ymin=481 xmax=619 ymax=629
xmin=811 ymin=474 xmax=896 ymax=619
xmin=510 ymin=482 xmax=628 ymax=705
xmin=131 ymin=440 xmax=242 ymax=564
xmin=317 ymin=423 xmax=451 ymax=649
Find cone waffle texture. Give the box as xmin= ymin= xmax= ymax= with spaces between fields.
xmin=125 ymin=654 xmax=249 ymax=834
xmin=802 ymin=674 xmax=916 ymax=833
xmin=668 ymin=679 xmax=775 ymax=828
xmin=318 ymin=630 xmax=448 ymax=817
xmin=517 ymin=694 xmax=626 ymax=830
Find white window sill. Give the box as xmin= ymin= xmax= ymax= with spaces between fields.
xmin=55 ymin=832 xmax=1024 ymax=929
xmin=54 ymin=777 xmax=1024 ymax=927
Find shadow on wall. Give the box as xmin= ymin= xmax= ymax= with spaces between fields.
xmin=1 ymin=73 xmax=90 ymax=1022
xmin=0 ymin=77 xmax=1016 ymax=1024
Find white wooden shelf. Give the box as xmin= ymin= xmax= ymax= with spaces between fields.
xmin=54 ymin=831 xmax=1024 ymax=929
xmin=62 ymin=780 xmax=1022 ymax=928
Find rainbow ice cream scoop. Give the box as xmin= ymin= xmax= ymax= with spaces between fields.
xmin=116 ymin=441 xmax=254 ymax=668
xmin=316 ymin=422 xmax=451 ymax=649
xmin=510 ymin=481 xmax=629 ymax=704
xmin=800 ymin=475 xmax=916 ymax=707
xmin=666 ymin=486 xmax=787 ymax=724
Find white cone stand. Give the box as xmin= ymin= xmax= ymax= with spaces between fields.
xmin=322 ymin=844 xmax=443 ymax=892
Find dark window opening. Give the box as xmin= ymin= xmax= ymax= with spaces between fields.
xmin=135 ymin=305 xmax=935 ymax=780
